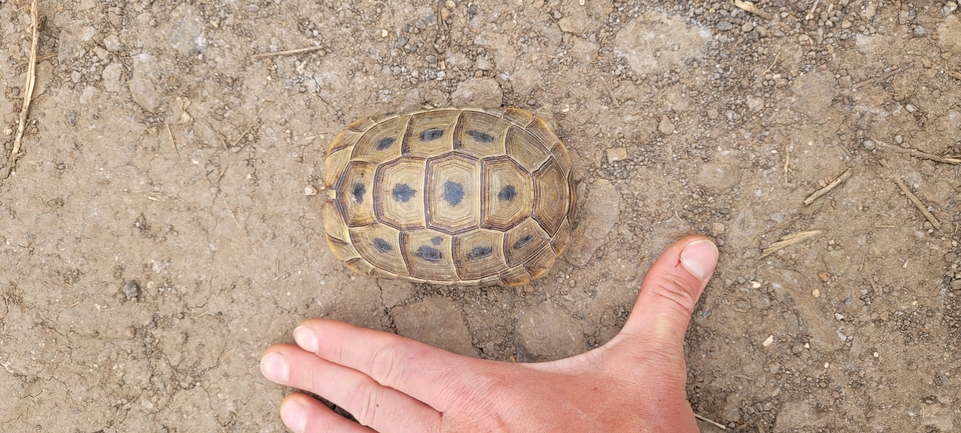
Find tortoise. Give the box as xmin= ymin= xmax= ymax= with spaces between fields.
xmin=323 ymin=107 xmax=575 ymax=286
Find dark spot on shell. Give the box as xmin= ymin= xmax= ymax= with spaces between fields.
xmin=469 ymin=246 xmax=493 ymax=259
xmin=392 ymin=184 xmax=415 ymax=202
xmin=443 ymin=181 xmax=464 ymax=206
xmin=513 ymin=234 xmax=534 ymax=250
xmin=420 ymin=128 xmax=444 ymax=141
xmin=373 ymin=238 xmax=392 ymax=253
xmin=352 ymin=183 xmax=366 ymax=203
xmin=466 ymin=130 xmax=494 ymax=143
xmin=376 ymin=137 xmax=395 ymax=150
xmin=431 ymin=236 xmax=442 ymax=246
xmin=415 ymin=245 xmax=442 ymax=262
xmin=498 ymin=185 xmax=517 ymax=201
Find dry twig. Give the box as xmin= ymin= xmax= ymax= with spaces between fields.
xmin=761 ymin=230 xmax=823 ymax=258
xmin=252 ymin=46 xmax=325 ymax=59
xmin=805 ymin=0 xmax=821 ymax=20
xmin=733 ymin=0 xmax=772 ymax=20
xmin=694 ymin=413 xmax=727 ymax=430
xmin=853 ymin=65 xmax=912 ymax=89
xmin=1 ymin=0 xmax=40 ymax=186
xmin=892 ymin=176 xmax=941 ymax=230
xmin=874 ymin=140 xmax=961 ymax=165
xmin=803 ymin=169 xmax=852 ymax=205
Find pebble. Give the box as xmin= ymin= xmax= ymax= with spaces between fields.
xmin=894 ymin=134 xmax=904 ymax=144
xmin=451 ymin=77 xmax=502 ymax=107
xmin=717 ymin=21 xmax=733 ymax=31
xmin=606 ymin=147 xmax=628 ymax=163
xmin=862 ymin=139 xmax=876 ymax=150
xmin=122 ymin=280 xmax=141 ymax=298
xmin=747 ymin=96 xmax=764 ymax=112
xmin=658 ymin=115 xmax=675 ymax=135
xmin=696 ymin=161 xmax=741 ymax=193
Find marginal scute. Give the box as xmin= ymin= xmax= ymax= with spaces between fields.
xmin=323 ymin=107 xmax=576 ymax=286
xmin=499 ymin=265 xmax=532 ymax=286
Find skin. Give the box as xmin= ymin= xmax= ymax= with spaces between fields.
xmin=261 ymin=235 xmax=718 ymax=432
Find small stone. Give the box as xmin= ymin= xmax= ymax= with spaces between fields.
xmin=895 ymin=134 xmax=904 ymax=144
xmin=707 ymin=108 xmax=719 ymax=120
xmin=905 ymin=104 xmax=916 ymax=113
xmin=122 ymin=280 xmax=141 ymax=298
xmin=304 ymin=185 xmax=318 ymax=196
xmin=717 ymin=21 xmax=733 ymax=31
xmin=914 ymin=26 xmax=930 ymax=37
xmin=812 ymin=288 xmax=820 ymax=298
xmin=862 ymin=139 xmax=876 ymax=150
xmin=741 ymin=21 xmax=754 ymax=32
xmin=945 ymin=2 xmax=959 ymax=16
xmin=899 ymin=11 xmax=911 ymax=25
xmin=747 ymin=96 xmax=764 ymax=112
xmin=658 ymin=115 xmax=675 ymax=135
xmin=696 ymin=161 xmax=741 ymax=193
xmin=762 ymin=335 xmax=774 ymax=347
xmin=451 ymin=78 xmax=502 ymax=107
xmin=712 ymin=222 xmax=725 ymax=235
xmin=606 ymin=147 xmax=628 ymax=163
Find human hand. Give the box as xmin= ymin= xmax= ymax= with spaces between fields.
xmin=261 ymin=235 xmax=718 ymax=432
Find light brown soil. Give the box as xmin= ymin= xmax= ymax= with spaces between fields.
xmin=1 ymin=1 xmax=959 ymax=431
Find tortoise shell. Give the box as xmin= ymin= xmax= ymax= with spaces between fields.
xmin=323 ymin=107 xmax=575 ymax=286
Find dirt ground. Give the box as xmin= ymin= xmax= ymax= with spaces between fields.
xmin=1 ymin=0 xmax=960 ymax=431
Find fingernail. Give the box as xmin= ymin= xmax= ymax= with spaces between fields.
xmin=293 ymin=325 xmax=318 ymax=353
xmin=281 ymin=401 xmax=307 ymax=432
xmin=260 ymin=351 xmax=289 ymax=383
xmin=680 ymin=239 xmax=718 ymax=280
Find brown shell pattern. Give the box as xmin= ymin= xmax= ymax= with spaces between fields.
xmin=323 ymin=107 xmax=576 ymax=286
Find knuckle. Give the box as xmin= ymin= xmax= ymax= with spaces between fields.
xmin=346 ymin=380 xmax=383 ymax=426
xmin=649 ymin=272 xmax=699 ymax=316
xmin=367 ymin=343 xmax=404 ymax=384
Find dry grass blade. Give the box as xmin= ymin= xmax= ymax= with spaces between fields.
xmin=733 ymin=0 xmax=772 ymax=19
xmin=803 ymin=169 xmax=852 ymax=205
xmin=761 ymin=230 xmax=823 ymax=258
xmin=1 ymin=0 xmax=40 ymax=185
xmin=892 ymin=176 xmax=941 ymax=230
xmin=252 ymin=46 xmax=325 ymax=59
xmin=694 ymin=413 xmax=727 ymax=430
xmin=875 ymin=140 xmax=961 ymax=165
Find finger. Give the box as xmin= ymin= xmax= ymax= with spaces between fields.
xmin=294 ymin=320 xmax=488 ymax=412
xmin=279 ymin=393 xmax=374 ymax=433
xmin=261 ymin=346 xmax=442 ymax=432
xmin=622 ymin=235 xmax=717 ymax=346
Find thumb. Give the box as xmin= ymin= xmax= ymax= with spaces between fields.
xmin=621 ymin=235 xmax=718 ymax=347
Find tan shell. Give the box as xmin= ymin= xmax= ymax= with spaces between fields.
xmin=323 ymin=107 xmax=575 ymax=286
